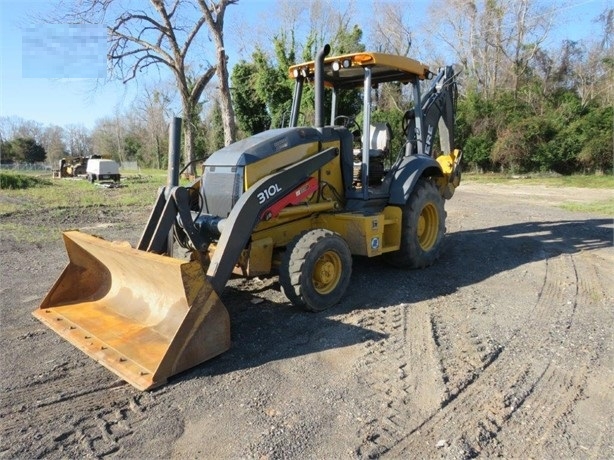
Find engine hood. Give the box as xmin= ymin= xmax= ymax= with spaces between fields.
xmin=204 ymin=127 xmax=322 ymax=167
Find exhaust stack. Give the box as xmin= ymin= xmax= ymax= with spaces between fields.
xmin=314 ymin=44 xmax=331 ymax=128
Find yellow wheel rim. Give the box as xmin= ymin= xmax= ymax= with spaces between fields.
xmin=417 ymin=202 xmax=439 ymax=251
xmin=312 ymin=251 xmax=342 ymax=295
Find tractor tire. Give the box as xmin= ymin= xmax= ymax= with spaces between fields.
xmin=384 ymin=178 xmax=446 ymax=269
xmin=279 ymin=229 xmax=352 ymax=312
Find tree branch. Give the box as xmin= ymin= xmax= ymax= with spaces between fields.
xmin=189 ymin=66 xmax=217 ymax=105
xmin=181 ymin=16 xmax=206 ymax=59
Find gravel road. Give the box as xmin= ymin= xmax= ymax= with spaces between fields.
xmin=1 ymin=182 xmax=612 ymax=459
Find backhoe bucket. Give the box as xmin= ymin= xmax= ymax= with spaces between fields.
xmin=33 ymin=231 xmax=230 ymax=390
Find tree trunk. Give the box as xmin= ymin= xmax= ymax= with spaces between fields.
xmin=182 ymin=96 xmax=197 ymax=177
xmin=216 ymin=46 xmax=237 ymax=146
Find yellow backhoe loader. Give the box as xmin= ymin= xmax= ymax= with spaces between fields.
xmin=34 ymin=45 xmax=462 ymax=390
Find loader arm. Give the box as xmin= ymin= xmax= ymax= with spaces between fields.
xmin=134 ymin=146 xmax=339 ymax=294
xmin=206 ymin=146 xmax=339 ymax=293
xmin=138 ymin=186 xmax=205 ymax=254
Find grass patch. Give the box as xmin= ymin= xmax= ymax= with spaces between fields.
xmin=559 ymin=201 xmax=614 ymax=216
xmin=0 ymin=172 xmax=51 ymax=189
xmin=463 ymin=172 xmax=614 ymax=189
xmin=0 ymin=222 xmax=60 ymax=244
xmin=0 ymin=169 xmax=195 ymax=244
xmin=0 ymin=173 xmax=170 ymax=214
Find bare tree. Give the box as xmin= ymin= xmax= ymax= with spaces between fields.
xmin=369 ymin=0 xmax=413 ymax=57
xmin=64 ymin=124 xmax=93 ymax=157
xmin=40 ymin=125 xmax=67 ymax=164
xmin=0 ymin=117 xmax=44 ymax=144
xmin=55 ymin=0 xmax=238 ymax=173
xmin=428 ymin=0 xmax=554 ymax=98
xmin=134 ymin=86 xmax=173 ymax=168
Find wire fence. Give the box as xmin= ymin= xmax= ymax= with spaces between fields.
xmin=0 ymin=163 xmax=51 ymax=171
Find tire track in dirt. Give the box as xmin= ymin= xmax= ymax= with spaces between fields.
xmin=352 ymin=305 xmax=410 ymax=458
xmin=352 ymin=295 xmax=501 ymax=458
xmin=0 ymin=357 xmax=156 ymax=459
xmin=380 ymin=253 xmax=594 ymax=458
xmin=486 ymin=250 xmax=613 ymax=459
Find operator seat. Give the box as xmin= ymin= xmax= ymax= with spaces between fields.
xmin=368 ymin=123 xmax=392 ymax=157
xmin=353 ymin=122 xmax=393 ymax=158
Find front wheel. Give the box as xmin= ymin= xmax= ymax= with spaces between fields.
xmin=384 ymin=178 xmax=446 ymax=269
xmin=279 ymin=229 xmax=352 ymax=312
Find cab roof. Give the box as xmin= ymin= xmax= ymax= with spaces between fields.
xmin=288 ymin=51 xmax=431 ymax=89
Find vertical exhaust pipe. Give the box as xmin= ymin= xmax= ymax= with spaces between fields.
xmin=314 ymin=44 xmax=331 ymax=128
xmin=167 ymin=117 xmax=182 ymax=187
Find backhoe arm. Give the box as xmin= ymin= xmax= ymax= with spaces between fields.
xmin=405 ymin=66 xmax=458 ymax=158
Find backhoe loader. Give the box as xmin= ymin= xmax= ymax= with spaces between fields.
xmin=34 ymin=45 xmax=462 ymax=390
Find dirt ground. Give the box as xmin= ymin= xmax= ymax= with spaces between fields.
xmin=1 ymin=182 xmax=613 ymax=459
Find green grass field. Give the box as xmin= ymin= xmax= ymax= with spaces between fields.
xmin=0 ymin=169 xmax=192 ymax=215
xmin=462 ymin=172 xmax=614 ymax=189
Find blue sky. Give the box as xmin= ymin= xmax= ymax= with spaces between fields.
xmin=0 ymin=0 xmax=610 ymax=132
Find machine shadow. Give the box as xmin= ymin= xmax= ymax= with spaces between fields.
xmin=175 ymin=217 xmax=611 ymax=384
xmin=344 ymin=217 xmax=613 ymax=309
xmin=174 ymin=288 xmax=387 ymax=383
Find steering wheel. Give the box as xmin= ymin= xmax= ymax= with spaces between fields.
xmin=334 ymin=115 xmax=362 ymax=141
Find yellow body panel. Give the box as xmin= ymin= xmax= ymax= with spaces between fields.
xmin=319 ymin=139 xmax=346 ymax=197
xmin=247 ymin=237 xmax=274 ymax=276
xmin=314 ymin=206 xmax=402 ymax=256
xmin=244 ymin=139 xmax=345 ymax=205
xmin=243 ymin=141 xmax=320 ymax=188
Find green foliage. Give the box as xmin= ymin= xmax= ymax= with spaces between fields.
xmin=6 ymin=137 xmax=46 ymax=163
xmin=574 ymin=106 xmax=613 ymax=173
xmin=123 ymin=135 xmax=142 ymax=162
xmin=254 ymin=42 xmax=295 ymax=128
xmin=456 ymin=91 xmax=498 ymax=171
xmin=0 ymin=139 xmax=14 ymax=163
xmin=463 ymin=135 xmax=496 ymax=171
xmin=457 ymin=85 xmax=612 ymax=174
xmin=332 ymin=25 xmax=365 ymax=55
xmin=0 ymin=172 xmax=51 ymax=189
xmin=490 ymin=117 xmax=548 ymax=172
xmin=231 ymin=24 xmax=367 ymax=131
xmin=202 ymin=101 xmax=225 ymax=153
xmin=231 ymin=60 xmax=271 ymax=135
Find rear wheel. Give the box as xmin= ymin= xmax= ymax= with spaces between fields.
xmin=279 ymin=229 xmax=352 ymax=312
xmin=384 ymin=178 xmax=446 ymax=268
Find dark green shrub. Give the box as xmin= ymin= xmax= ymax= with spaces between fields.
xmin=0 ymin=172 xmax=51 ymax=190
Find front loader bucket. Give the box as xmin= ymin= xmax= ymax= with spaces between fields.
xmin=33 ymin=231 xmax=230 ymax=390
